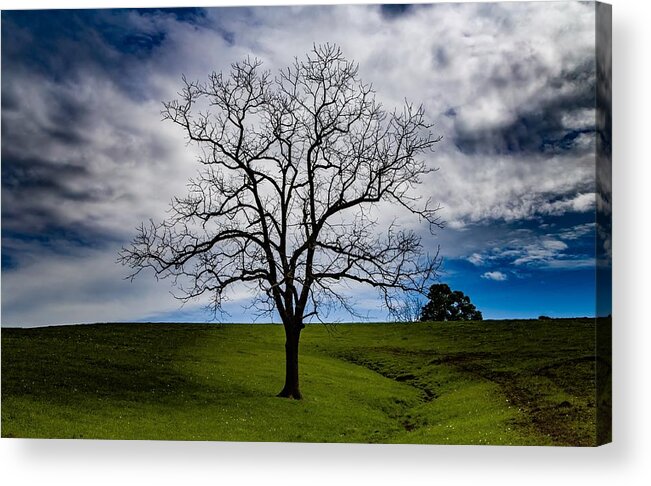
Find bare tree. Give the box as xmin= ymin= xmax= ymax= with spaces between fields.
xmin=394 ymin=292 xmax=426 ymax=323
xmin=119 ymin=44 xmax=441 ymax=399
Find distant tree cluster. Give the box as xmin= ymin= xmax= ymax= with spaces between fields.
xmin=419 ymin=284 xmax=483 ymax=321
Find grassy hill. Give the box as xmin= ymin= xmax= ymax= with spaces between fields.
xmin=1 ymin=319 xmax=611 ymax=445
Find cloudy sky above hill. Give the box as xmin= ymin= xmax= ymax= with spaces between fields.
xmin=1 ymin=3 xmax=607 ymax=326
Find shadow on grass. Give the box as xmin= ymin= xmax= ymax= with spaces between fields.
xmin=1 ymin=324 xmax=259 ymax=406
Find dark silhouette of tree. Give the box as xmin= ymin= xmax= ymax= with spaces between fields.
xmin=420 ymin=284 xmax=483 ymax=321
xmin=395 ymin=293 xmax=425 ymax=323
xmin=119 ymin=44 xmax=442 ymax=399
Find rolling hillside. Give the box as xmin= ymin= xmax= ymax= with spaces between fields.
xmin=1 ymin=319 xmax=610 ymax=445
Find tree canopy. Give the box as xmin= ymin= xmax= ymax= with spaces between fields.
xmin=420 ymin=284 xmax=483 ymax=321
xmin=119 ymin=44 xmax=442 ymax=398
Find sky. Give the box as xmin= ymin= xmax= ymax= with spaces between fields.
xmin=1 ymin=3 xmax=611 ymax=326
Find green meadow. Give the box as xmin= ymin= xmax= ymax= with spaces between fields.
xmin=1 ymin=319 xmax=610 ymax=445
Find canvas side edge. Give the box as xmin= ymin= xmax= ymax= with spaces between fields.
xmin=595 ymin=0 xmax=612 ymax=447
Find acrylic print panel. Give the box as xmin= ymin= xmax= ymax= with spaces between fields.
xmin=1 ymin=2 xmax=611 ymax=446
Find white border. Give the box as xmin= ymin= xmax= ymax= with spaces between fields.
xmin=1 ymin=1 xmax=649 ymax=485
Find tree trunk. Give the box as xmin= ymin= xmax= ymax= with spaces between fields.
xmin=277 ymin=323 xmax=302 ymax=399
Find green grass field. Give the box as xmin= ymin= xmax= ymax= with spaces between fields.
xmin=1 ymin=319 xmax=611 ymax=445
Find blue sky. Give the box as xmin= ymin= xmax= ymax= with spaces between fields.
xmin=1 ymin=4 xmax=610 ymax=326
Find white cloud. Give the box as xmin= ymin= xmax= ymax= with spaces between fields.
xmin=463 ymin=225 xmax=596 ymax=271
xmin=467 ymin=253 xmax=484 ymax=266
xmin=512 ymin=239 xmax=568 ymax=266
xmin=2 ymin=245 xmax=188 ymax=326
xmin=558 ymin=222 xmax=596 ymax=241
xmin=0 ymin=241 xmax=265 ymax=327
xmin=1 ymin=72 xmax=199 ymax=240
xmin=539 ymin=193 xmax=596 ymax=216
xmin=432 ymin=151 xmax=596 ymax=227
xmin=1 ymin=3 xmax=600 ymax=325
xmin=561 ymin=108 xmax=595 ymax=131
xmin=481 ymin=271 xmax=507 ymax=281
